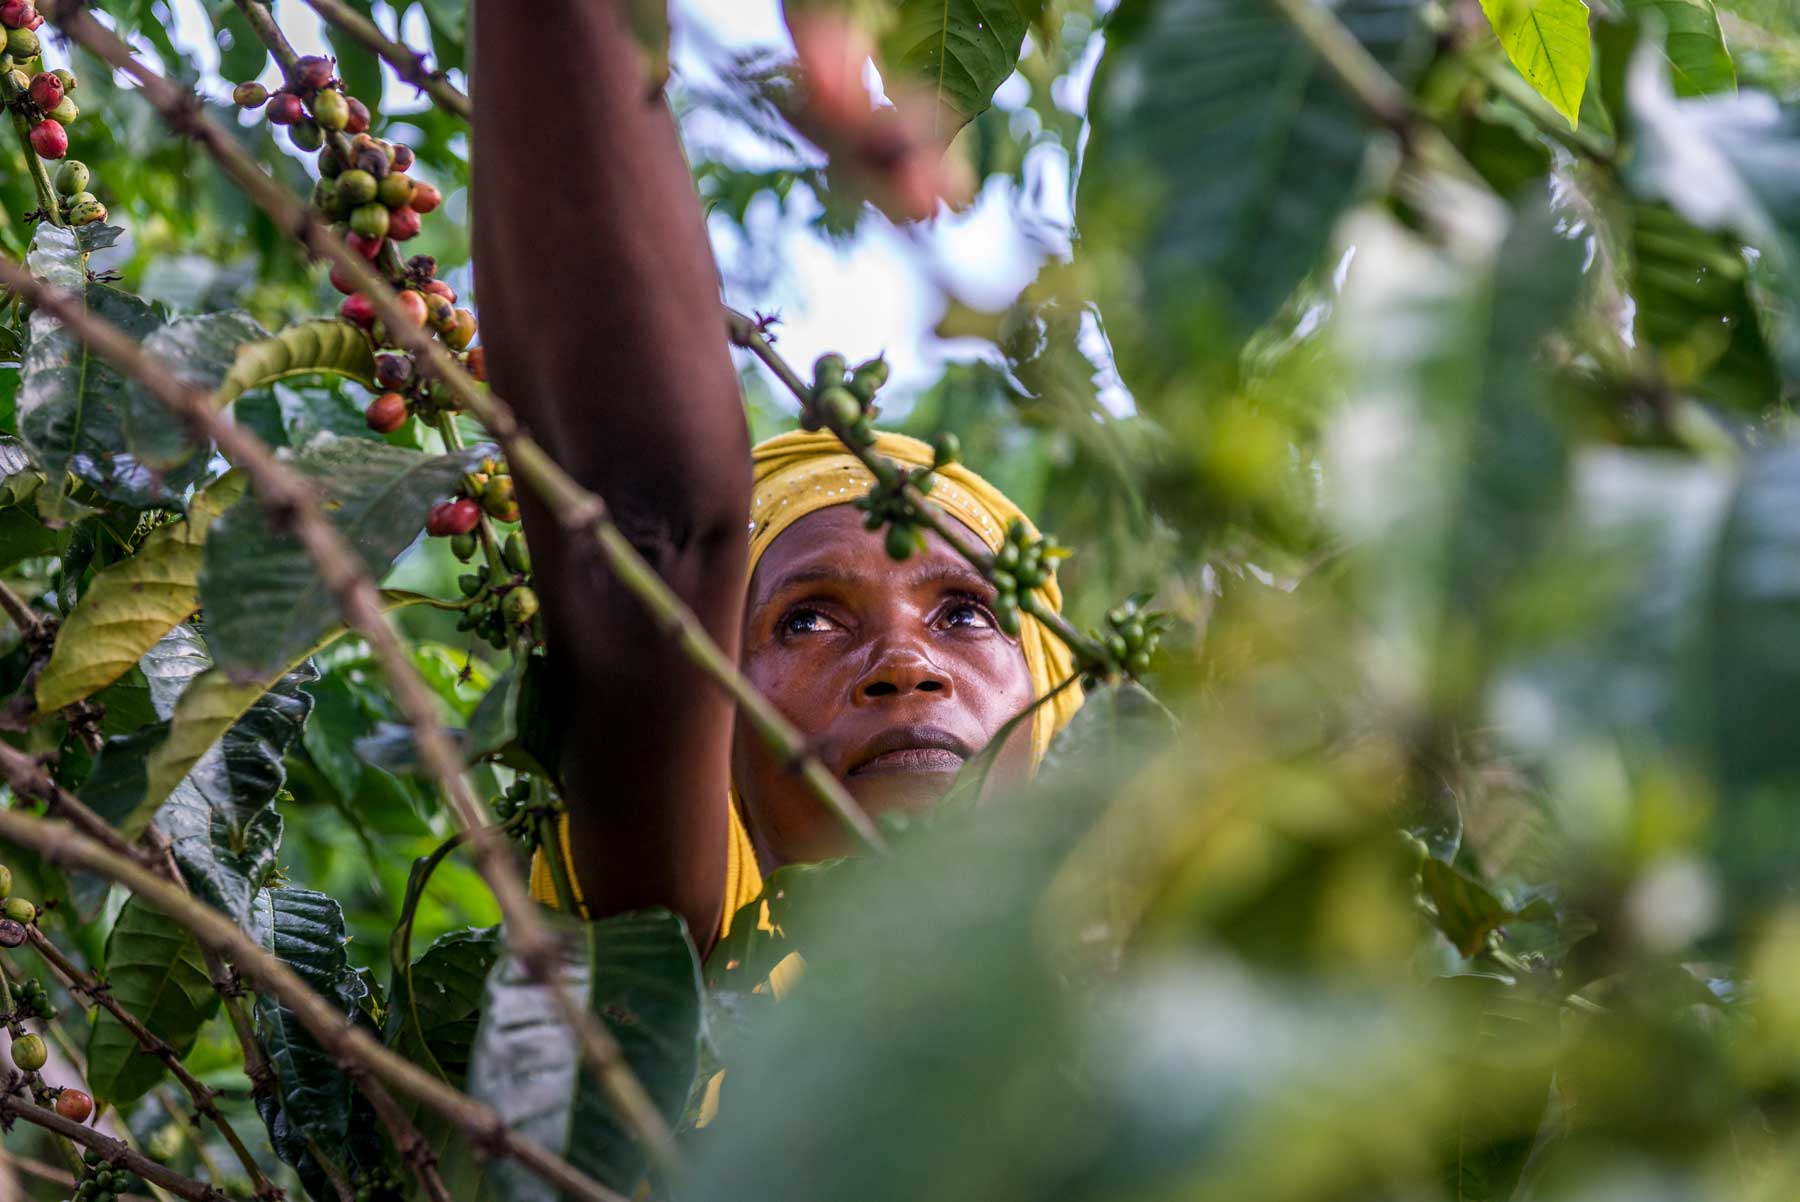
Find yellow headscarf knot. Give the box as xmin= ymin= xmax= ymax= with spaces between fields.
xmin=531 ymin=429 xmax=1084 ymax=938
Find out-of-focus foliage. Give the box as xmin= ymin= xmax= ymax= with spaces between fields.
xmin=3 ymin=0 xmax=1800 ymax=1200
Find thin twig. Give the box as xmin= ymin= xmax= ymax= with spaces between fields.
xmin=231 ymin=0 xmax=300 ymax=79
xmin=0 ymin=1092 xmax=225 ymax=1202
xmin=0 ymin=576 xmax=41 ymax=637
xmin=26 ymin=928 xmax=283 ymax=1202
xmin=0 ymin=807 xmax=632 ymax=1202
xmin=300 ymin=0 xmax=472 ymax=119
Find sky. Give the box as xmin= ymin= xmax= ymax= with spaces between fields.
xmin=146 ymin=0 xmax=1078 ymax=415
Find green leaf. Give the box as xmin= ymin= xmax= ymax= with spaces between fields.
xmin=884 ymin=0 xmax=1041 ymax=138
xmin=140 ymin=590 xmax=432 ymax=819
xmin=464 ymin=910 xmax=703 ymax=1198
xmin=464 ymin=654 xmax=559 ymax=776
xmin=35 ymin=472 xmax=247 ymax=713
xmin=18 ymin=227 xmax=202 ymax=515
xmin=125 ymin=310 xmax=270 ymax=470
xmin=253 ymin=887 xmax=369 ymax=1202
xmin=212 ymin=0 xmax=271 ymax=86
xmin=1624 ymin=0 xmax=1734 ymax=97
xmin=157 ymin=663 xmax=316 ymax=925
xmin=0 ymin=435 xmax=44 ymax=507
xmin=1079 ymin=0 xmax=1428 ymax=345
xmin=85 ymin=896 xmax=222 ymax=1110
xmin=386 ymin=925 xmax=499 ymax=1086
xmin=1626 ymin=42 xmax=1800 ymax=377
xmin=200 ymin=437 xmax=480 ymax=678
xmin=211 ymin=320 xmax=378 ymax=414
xmin=1421 ymin=859 xmax=1515 ymax=957
xmin=1479 ymin=0 xmax=1593 ymax=130
xmin=1629 ymin=203 xmax=1777 ymax=412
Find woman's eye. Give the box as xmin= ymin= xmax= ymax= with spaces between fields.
xmin=781 ymin=608 xmax=833 ymax=636
xmin=943 ymin=602 xmax=992 ymax=630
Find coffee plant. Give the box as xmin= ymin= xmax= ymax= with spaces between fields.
xmin=0 ymin=0 xmax=1788 ymax=1199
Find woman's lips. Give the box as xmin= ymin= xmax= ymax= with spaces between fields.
xmin=848 ymin=747 xmax=966 ymax=776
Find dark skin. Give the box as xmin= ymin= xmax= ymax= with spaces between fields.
xmin=735 ymin=507 xmax=1036 ymax=870
xmin=472 ymin=4 xmax=1034 ymax=953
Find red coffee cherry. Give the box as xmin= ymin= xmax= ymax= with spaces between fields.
xmin=423 ymin=279 xmax=456 ymax=304
xmin=339 ymin=293 xmax=377 ymax=329
xmin=394 ymin=289 xmax=429 ymax=328
xmin=233 ymin=81 xmax=269 ymax=109
xmin=295 ymin=55 xmax=333 ymax=92
xmin=408 ymin=181 xmax=442 ymax=215
xmin=464 ymin=346 xmax=487 ymax=383
xmin=426 ymin=498 xmax=480 ymax=538
xmin=387 ymin=205 xmax=421 ymax=242
xmin=54 ymin=1089 xmax=93 ymax=1123
xmin=27 ymin=71 xmax=60 ymax=110
xmin=27 ymin=118 xmax=65 ymax=159
xmin=345 ymin=231 xmax=383 ymax=259
xmin=364 ymin=392 xmax=408 ymax=434
xmin=374 ymin=353 xmax=412 ymax=390
xmin=0 ymin=0 xmax=35 ymax=30
xmin=267 ymin=93 xmax=305 ymax=126
xmin=344 ymin=96 xmax=370 ymax=134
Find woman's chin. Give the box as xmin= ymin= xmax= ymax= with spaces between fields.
xmin=845 ymin=764 xmax=962 ymax=819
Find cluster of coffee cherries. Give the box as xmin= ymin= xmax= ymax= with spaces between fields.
xmin=62 ymin=1150 xmax=141 ymax=1202
xmin=0 ymin=867 xmax=92 ymax=1125
xmin=490 ymin=777 xmax=537 ymax=841
xmin=985 ymin=519 xmax=1070 ymax=638
xmin=1093 ymin=596 xmax=1165 ymax=682
xmin=802 ymin=352 xmax=888 ymax=446
xmin=350 ymin=1163 xmax=406 ymax=1202
xmin=359 ymin=255 xmax=480 ymax=433
xmin=853 ymin=429 xmax=963 ymax=565
xmin=452 ymin=540 xmax=538 ymax=649
xmin=426 ymin=454 xmax=519 ymax=541
xmin=234 ymin=55 xmax=483 ymax=435
xmin=0 ymin=4 xmax=104 ymax=225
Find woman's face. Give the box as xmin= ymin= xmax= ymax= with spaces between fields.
xmin=735 ymin=504 xmax=1037 ymax=866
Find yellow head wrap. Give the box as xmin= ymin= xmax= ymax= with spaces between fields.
xmin=532 ymin=429 xmax=1084 ymax=938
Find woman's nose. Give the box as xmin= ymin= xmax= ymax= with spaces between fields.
xmin=855 ymin=644 xmax=951 ymax=701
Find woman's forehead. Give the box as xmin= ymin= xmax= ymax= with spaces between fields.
xmin=746 ymin=505 xmax=989 ymax=607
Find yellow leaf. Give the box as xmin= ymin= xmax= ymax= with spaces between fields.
xmin=1480 ymin=0 xmax=1593 ymax=130
xmin=34 ymin=473 xmax=248 ymax=714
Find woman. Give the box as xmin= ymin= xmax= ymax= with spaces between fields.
xmin=472 ymin=5 xmax=1079 ymax=954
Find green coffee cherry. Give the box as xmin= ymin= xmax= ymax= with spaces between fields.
xmin=233 ymin=80 xmax=268 ymax=108
xmin=450 ymin=531 xmax=478 ymax=562
xmin=6 ymin=26 xmax=38 ymax=60
xmin=67 ymin=197 xmax=106 ymax=226
xmin=847 ymin=357 xmax=888 ymax=403
xmin=10 ymin=1032 xmax=46 ymax=1072
xmin=0 ymin=864 xmax=11 ymax=900
xmin=54 ymin=159 xmax=87 ymax=196
xmin=0 ymin=67 xmax=25 ymax=98
xmin=458 ymin=573 xmax=481 ymax=597
xmin=377 ymin=171 xmax=413 ymax=208
xmin=5 ymin=896 xmax=35 ymax=923
xmin=47 ymin=95 xmax=75 ymax=124
xmin=336 ymin=168 xmax=377 ymax=205
xmin=51 ymin=69 xmax=75 ymax=94
xmin=502 ymin=531 xmax=531 ymax=574
xmin=815 ymin=386 xmax=860 ymax=430
xmin=289 ymin=120 xmax=324 ymax=151
xmin=812 ymin=352 xmax=847 ymax=391
xmin=931 ymin=431 xmax=960 ymax=467
xmin=311 ymin=88 xmax=348 ymax=130
xmin=350 ymin=202 xmax=390 ymax=240
xmin=884 ymin=523 xmax=918 ymax=562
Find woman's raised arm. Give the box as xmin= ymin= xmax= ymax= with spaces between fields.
xmin=470 ymin=3 xmax=748 ymax=948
